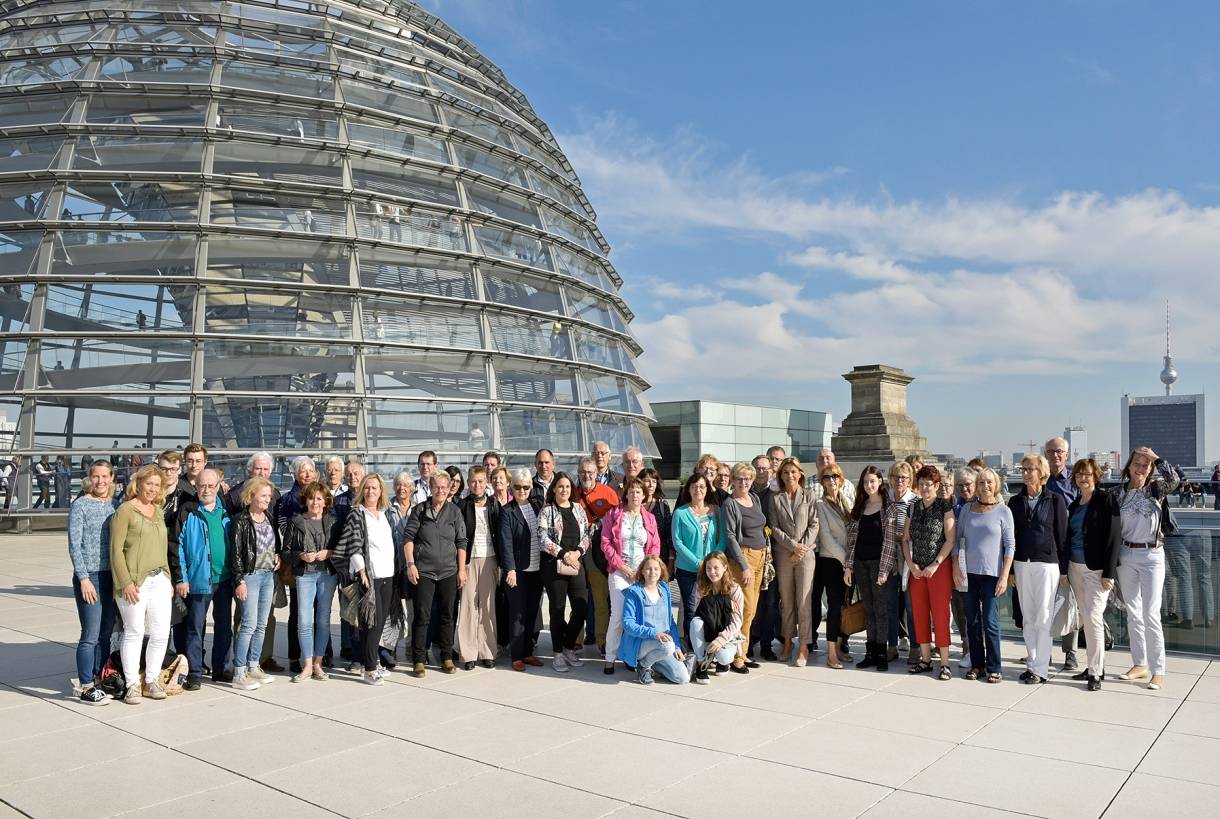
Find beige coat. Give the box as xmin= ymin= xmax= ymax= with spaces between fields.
xmin=815 ymin=498 xmax=850 ymax=565
xmin=768 ymin=487 xmax=819 ymax=556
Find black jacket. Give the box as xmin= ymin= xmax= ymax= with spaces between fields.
xmin=1066 ymin=491 xmax=1121 ymax=579
xmin=231 ymin=508 xmax=281 ymax=583
xmin=647 ymin=498 xmax=674 ymax=564
xmin=401 ymin=500 xmax=467 ymax=581
xmin=497 ymin=498 xmax=541 ymax=574
xmin=458 ymin=494 xmax=501 ymax=565
xmin=282 ymin=512 xmax=339 ymax=576
xmin=1008 ymin=488 xmax=1069 ymax=573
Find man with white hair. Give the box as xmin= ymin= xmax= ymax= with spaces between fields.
xmin=227 ymin=452 xmax=280 ymax=519
xmin=334 ymin=461 xmax=366 ymax=527
xmin=323 ymin=455 xmax=348 ymax=498
xmin=591 ymin=441 xmax=622 ymax=491
xmin=171 ymin=468 xmax=234 ymax=691
xmin=275 ymin=455 xmax=317 ymax=523
xmin=612 ymin=447 xmax=644 ymax=497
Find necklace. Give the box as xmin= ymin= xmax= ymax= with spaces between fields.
xmin=975 ymin=499 xmax=999 ymax=507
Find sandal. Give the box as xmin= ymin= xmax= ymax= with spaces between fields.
xmin=987 ymin=672 xmax=1002 ymax=684
xmin=964 ymin=668 xmax=981 ymax=681
xmin=908 ymin=661 xmax=933 ymax=675
xmin=938 ymin=665 xmax=952 ymax=681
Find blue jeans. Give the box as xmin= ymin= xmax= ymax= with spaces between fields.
xmin=185 ymin=579 xmax=234 ymax=679
xmin=689 ymin=616 xmax=737 ymax=666
xmin=73 ymin=572 xmax=116 ymax=685
xmin=296 ymin=571 xmax=339 ymax=658
xmin=965 ymin=573 xmax=1002 ymax=674
xmin=675 ymin=568 xmax=698 ymax=647
xmin=234 ymin=570 xmax=274 ymax=669
xmin=637 ymin=638 xmax=690 ymax=683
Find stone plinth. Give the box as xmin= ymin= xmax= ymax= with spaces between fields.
xmin=831 ymin=364 xmax=930 ymax=465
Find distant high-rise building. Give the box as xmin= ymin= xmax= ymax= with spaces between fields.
xmin=1088 ymin=451 xmax=1115 ymax=469
xmin=1011 ymin=451 xmax=1027 ymax=467
xmin=979 ymin=450 xmax=1004 ymax=469
xmin=1121 ymin=395 xmax=1205 ymax=468
xmin=1064 ymin=426 xmax=1088 ymax=463
xmin=1120 ymin=306 xmax=1205 ymax=468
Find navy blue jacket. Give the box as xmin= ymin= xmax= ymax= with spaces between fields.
xmin=1066 ymin=490 xmax=1121 ymax=578
xmin=496 ymin=498 xmax=540 ymax=574
xmin=1008 ymin=488 xmax=1069 ymax=573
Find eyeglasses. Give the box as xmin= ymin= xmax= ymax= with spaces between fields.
xmin=894 ymin=476 xmax=911 ymax=483
xmin=820 ymin=475 xmax=841 ymax=482
xmin=1020 ymin=466 xmax=1038 ymax=473
xmin=512 ymin=485 xmax=531 ymax=491
xmin=916 ymin=481 xmax=936 ymax=489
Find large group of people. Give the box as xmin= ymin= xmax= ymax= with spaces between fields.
xmin=65 ymin=436 xmax=1182 ymax=706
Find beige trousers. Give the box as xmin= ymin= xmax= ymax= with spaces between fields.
xmin=1068 ymin=561 xmax=1109 ymax=677
xmin=459 ymin=556 xmax=499 ymax=663
xmin=731 ymin=547 xmax=767 ymax=662
xmin=776 ymin=546 xmax=817 ymax=644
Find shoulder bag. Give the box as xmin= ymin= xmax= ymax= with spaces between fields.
xmin=839 ymin=583 xmax=867 ymax=636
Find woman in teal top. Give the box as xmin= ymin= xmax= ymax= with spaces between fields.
xmin=671 ymin=473 xmax=724 ymax=648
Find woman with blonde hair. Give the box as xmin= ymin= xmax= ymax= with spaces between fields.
xmin=768 ymin=457 xmax=819 ymax=666
xmin=619 ymin=555 xmax=689 ymax=684
xmin=230 ymin=477 xmax=282 ymax=690
xmin=109 ymin=464 xmax=171 ymax=703
xmin=956 ymin=467 xmax=1015 ymax=683
xmin=333 ymin=473 xmax=400 ymax=686
xmin=1008 ymin=453 xmax=1068 ymax=685
xmin=69 ymin=460 xmax=119 ymax=705
xmin=688 ymin=551 xmax=744 ymax=683
xmin=813 ymin=463 xmax=851 ymax=669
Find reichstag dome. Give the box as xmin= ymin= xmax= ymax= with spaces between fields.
xmin=0 ymin=0 xmax=655 ymax=474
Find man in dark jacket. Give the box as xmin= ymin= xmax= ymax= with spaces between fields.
xmin=528 ymin=448 xmax=555 ymax=508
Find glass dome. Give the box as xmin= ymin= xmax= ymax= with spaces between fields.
xmin=0 ymin=0 xmax=655 ymax=481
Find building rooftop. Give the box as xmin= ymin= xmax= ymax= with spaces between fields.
xmin=1 ymin=534 xmax=1218 ymax=817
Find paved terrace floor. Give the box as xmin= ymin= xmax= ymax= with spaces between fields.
xmin=1 ymin=534 xmax=1219 ymax=819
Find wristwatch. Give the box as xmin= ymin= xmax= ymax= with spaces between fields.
xmin=405 ymin=561 xmax=415 ymax=568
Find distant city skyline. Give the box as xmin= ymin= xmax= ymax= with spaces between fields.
xmin=423 ymin=1 xmax=1220 ymax=463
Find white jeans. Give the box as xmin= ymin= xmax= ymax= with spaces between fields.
xmin=1014 ymin=560 xmax=1058 ymax=678
xmin=1069 ymin=561 xmax=1110 ymax=677
xmin=115 ymin=571 xmax=172 ymax=687
xmin=605 ymin=572 xmax=632 ymax=663
xmin=1117 ymin=545 xmax=1166 ymax=675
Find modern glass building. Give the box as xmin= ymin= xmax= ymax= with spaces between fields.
xmin=0 ymin=0 xmax=655 ymax=493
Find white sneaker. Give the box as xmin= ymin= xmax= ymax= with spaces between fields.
xmin=247 ymin=665 xmax=274 ymax=685
xmin=552 ymin=654 xmax=570 ymax=673
xmin=563 ymin=649 xmax=584 ymax=668
xmin=231 ymin=672 xmax=260 ymax=691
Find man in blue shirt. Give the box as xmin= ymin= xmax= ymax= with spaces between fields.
xmin=1044 ymin=436 xmax=1088 ymax=674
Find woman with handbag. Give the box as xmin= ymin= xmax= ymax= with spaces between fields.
xmin=284 ymin=482 xmax=338 ymax=683
xmin=768 ymin=457 xmax=820 ymax=666
xmin=231 ymin=477 xmax=281 ymax=691
xmin=720 ymin=463 xmax=767 ymax=674
xmin=403 ymin=471 xmax=467 ymax=678
xmin=902 ymin=466 xmax=957 ymax=680
xmin=109 ymin=464 xmax=171 ymax=704
xmin=1114 ymin=446 xmax=1180 ymax=690
xmin=497 ymin=469 xmax=545 ymax=672
xmin=672 ymin=473 xmax=723 ymax=648
xmin=333 ymin=473 xmax=399 ymax=686
xmin=688 ymin=551 xmax=744 ymax=683
xmin=619 ymin=556 xmax=690 ymax=684
xmin=538 ymin=471 xmax=590 ymax=673
xmin=69 ymin=460 xmax=119 ymax=705
xmin=813 ymin=464 xmax=851 ymax=669
xmin=843 ymin=467 xmax=899 ymax=672
xmin=601 ymin=477 xmax=661 ymax=675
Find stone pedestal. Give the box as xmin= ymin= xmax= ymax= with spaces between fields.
xmin=831 ymin=364 xmax=930 ymax=469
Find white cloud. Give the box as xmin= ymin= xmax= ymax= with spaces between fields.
xmin=562 ymin=114 xmax=1220 ymax=393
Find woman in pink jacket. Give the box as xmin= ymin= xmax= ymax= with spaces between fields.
xmin=600 ymin=477 xmax=660 ymax=674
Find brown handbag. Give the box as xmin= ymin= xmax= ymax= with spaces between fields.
xmin=839 ymin=585 xmax=867 ymax=636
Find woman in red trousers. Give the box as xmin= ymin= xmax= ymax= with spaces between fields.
xmin=902 ymin=465 xmax=957 ymax=679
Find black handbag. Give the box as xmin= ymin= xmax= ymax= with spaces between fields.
xmin=590 ymin=523 xmax=608 ymax=575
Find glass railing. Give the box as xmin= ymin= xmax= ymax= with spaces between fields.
xmin=996 ymin=523 xmax=1220 ymax=656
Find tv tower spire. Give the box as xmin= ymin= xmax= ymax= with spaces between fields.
xmin=1159 ymin=300 xmax=1177 ymax=396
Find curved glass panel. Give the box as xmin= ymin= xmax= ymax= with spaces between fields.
xmin=0 ymin=0 xmax=654 ymax=480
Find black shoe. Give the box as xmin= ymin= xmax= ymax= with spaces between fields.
xmin=321 ymin=655 xmax=333 ymax=669
xmin=183 ymin=675 xmax=201 ymax=692
xmin=339 ymin=649 xmax=352 ymax=662
xmin=463 ymin=661 xmax=475 ymax=671
xmin=729 ymin=663 xmax=749 ymax=674
xmin=289 ymin=661 xmax=303 ymax=675
xmin=1019 ymin=670 xmax=1033 ymax=682
xmin=1061 ymin=657 xmax=1079 ymax=672
xmin=760 ymin=649 xmax=779 ymax=662
xmin=1022 ymin=674 xmax=1046 ymax=684
xmin=378 ymin=649 xmax=397 ymax=671
xmin=876 ymin=657 xmax=889 ymax=672
xmin=1071 ymin=670 xmax=1089 ymax=681
xmin=479 ymin=659 xmax=494 ymax=669
xmin=694 ymin=667 xmax=710 ymax=684
xmin=715 ymin=663 xmax=730 ymax=675
xmin=202 ymin=663 xmax=212 ymax=676
xmin=856 ymin=652 xmax=877 ymax=669
xmin=212 ymin=670 xmax=233 ymax=685
xmin=744 ymin=659 xmax=761 ymax=669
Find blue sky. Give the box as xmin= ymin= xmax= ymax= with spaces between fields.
xmin=422 ymin=1 xmax=1220 ymax=462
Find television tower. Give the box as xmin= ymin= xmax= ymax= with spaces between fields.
xmin=1159 ymin=301 xmax=1177 ymax=396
